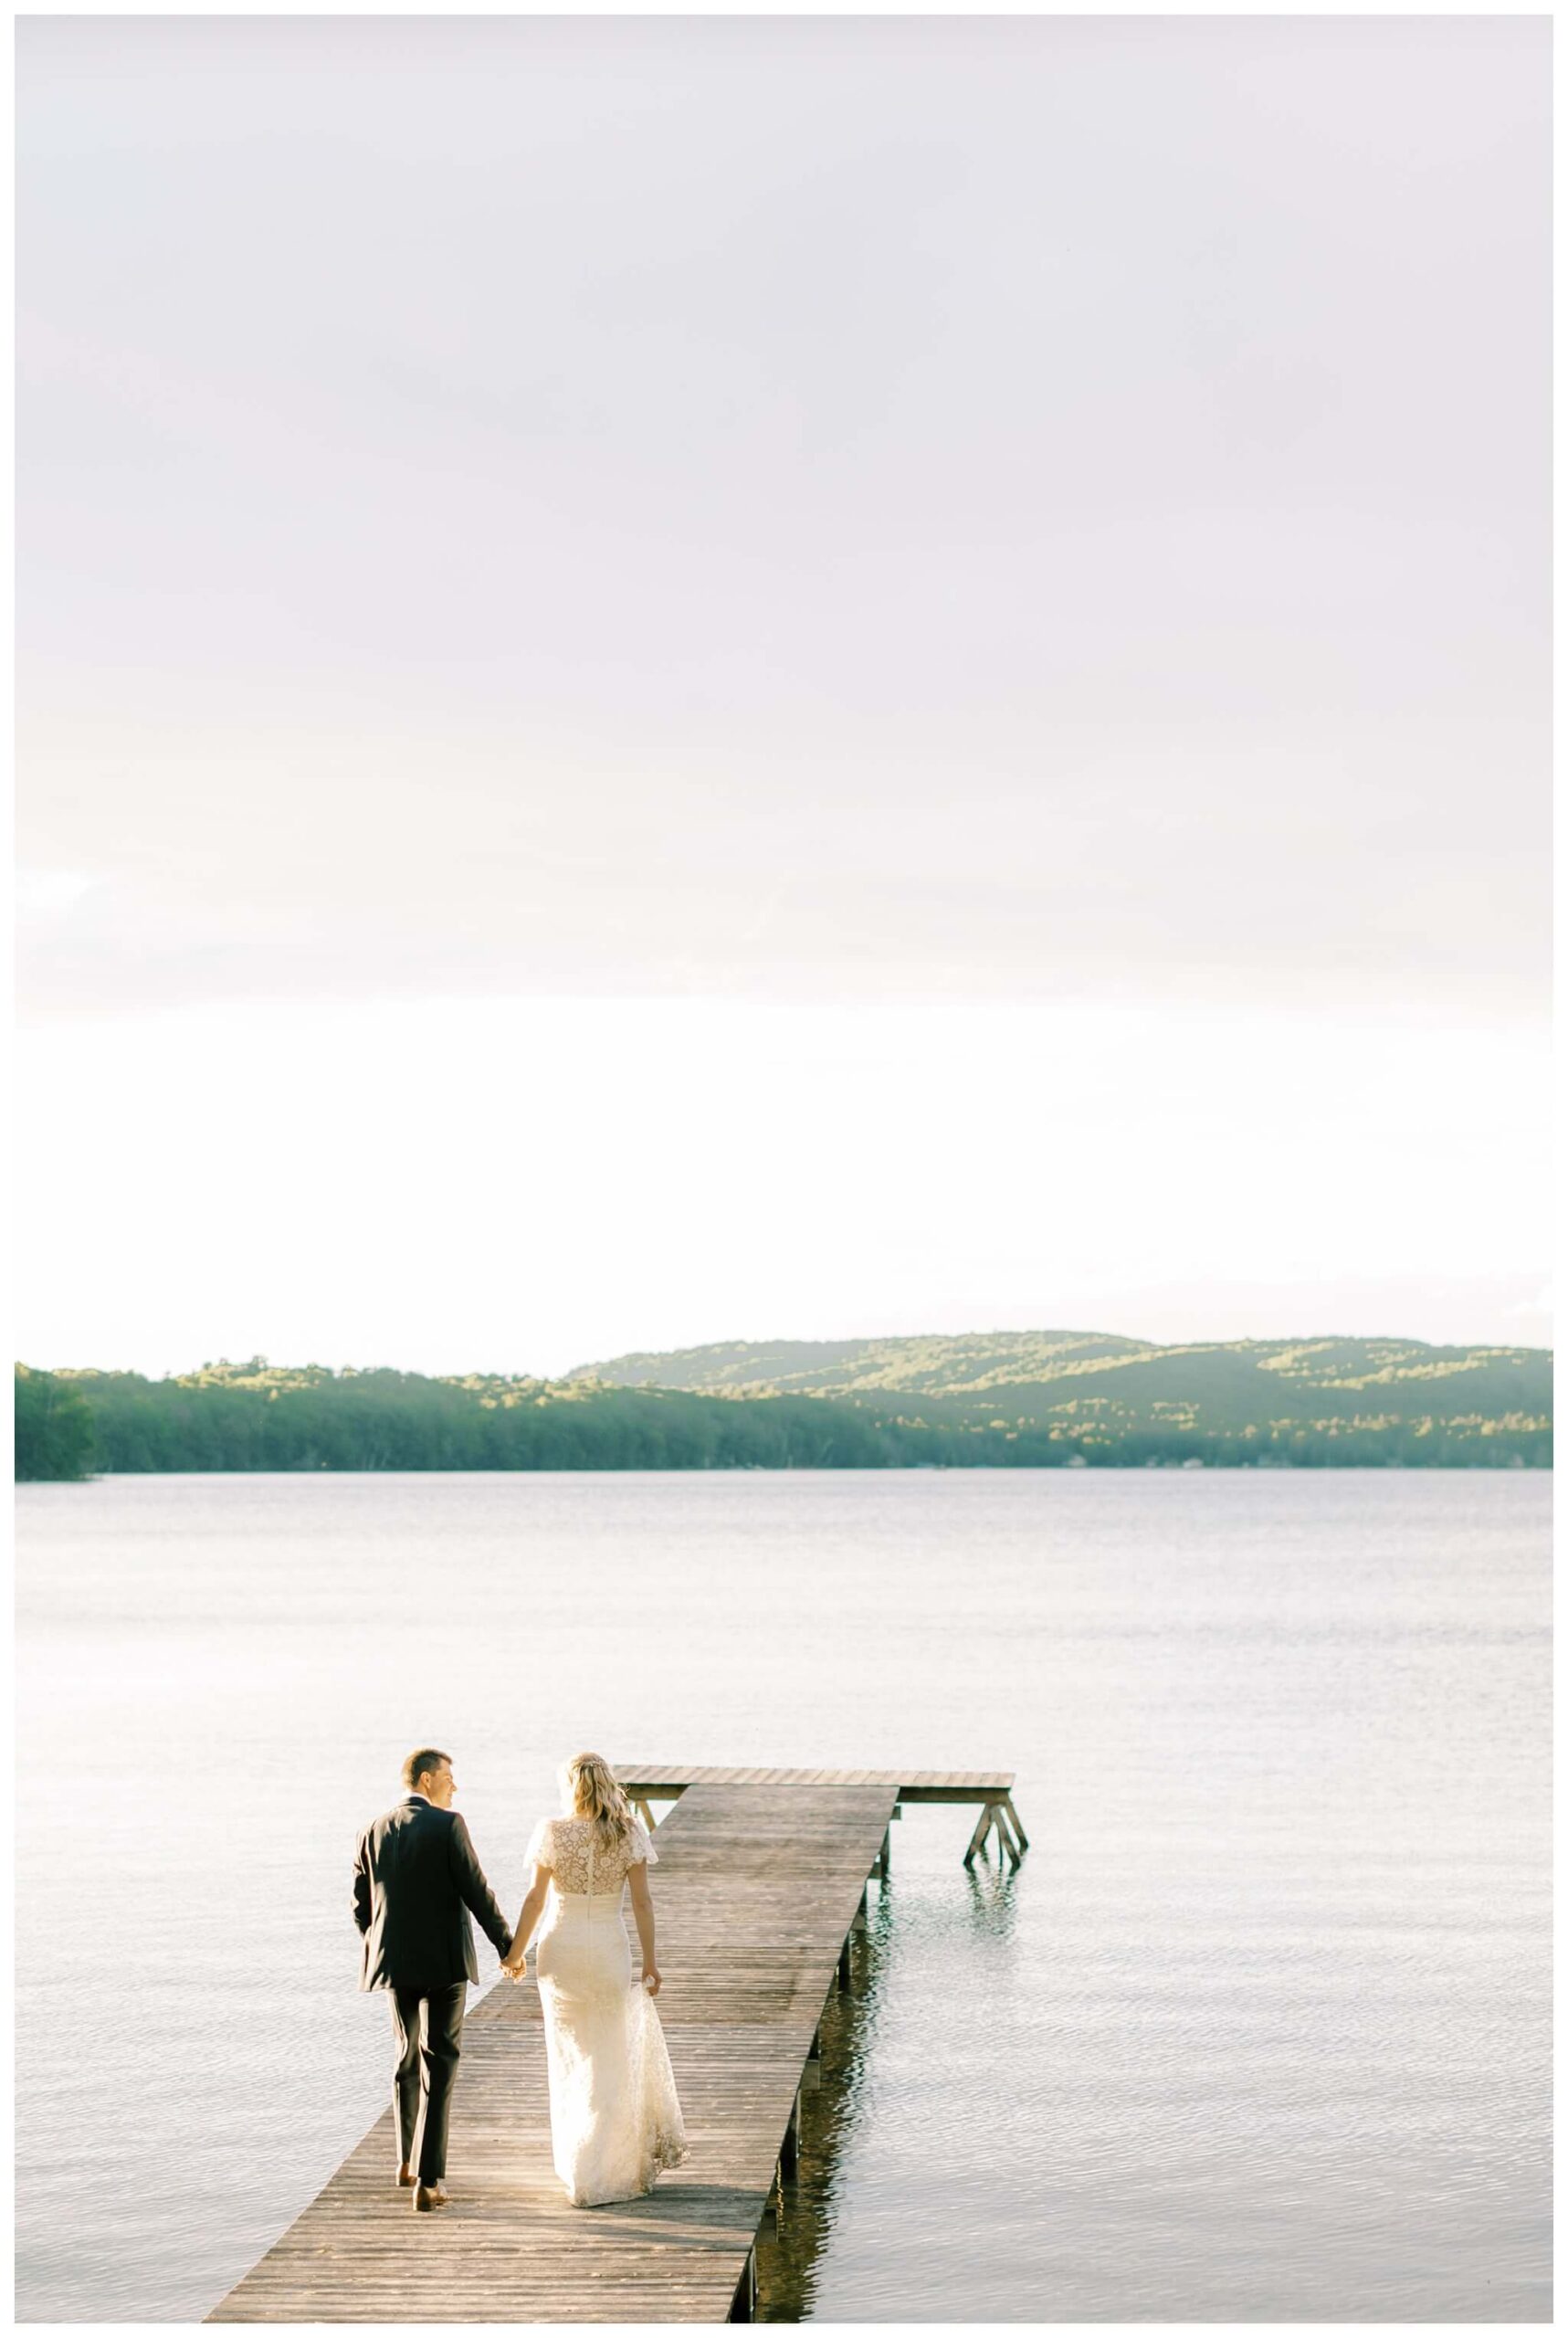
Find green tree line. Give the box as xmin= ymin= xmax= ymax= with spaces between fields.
xmin=13 ymin=1360 xmax=1552 ymax=1480
xmin=14 ymin=1366 xmax=96 ymax=1481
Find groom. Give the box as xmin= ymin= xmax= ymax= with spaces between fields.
xmin=353 ymin=1748 xmax=514 ymax=2212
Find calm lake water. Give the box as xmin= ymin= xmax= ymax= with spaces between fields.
xmin=15 ymin=1469 xmax=1552 ymax=2322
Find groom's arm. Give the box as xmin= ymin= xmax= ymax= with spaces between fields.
xmin=447 ymin=1814 xmax=514 ymax=1961
xmin=353 ymin=1831 xmax=373 ymax=1937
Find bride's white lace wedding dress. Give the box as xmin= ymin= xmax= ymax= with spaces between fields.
xmin=524 ymin=1813 xmax=687 ymax=2206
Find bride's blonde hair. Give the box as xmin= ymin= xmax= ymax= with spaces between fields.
xmin=563 ymin=1751 xmax=635 ymax=1854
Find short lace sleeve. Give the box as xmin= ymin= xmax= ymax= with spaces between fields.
xmin=524 ymin=1817 xmax=554 ymax=1872
xmin=627 ymin=1817 xmax=658 ymax=1869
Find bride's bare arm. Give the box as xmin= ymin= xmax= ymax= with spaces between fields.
xmin=501 ymin=1865 xmax=552 ymax=1975
xmin=627 ymin=1862 xmax=661 ymax=1994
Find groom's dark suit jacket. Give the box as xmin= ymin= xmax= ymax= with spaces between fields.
xmin=353 ymin=1794 xmax=513 ymax=1992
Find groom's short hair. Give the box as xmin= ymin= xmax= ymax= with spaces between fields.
xmin=403 ymin=1746 xmax=451 ymax=1790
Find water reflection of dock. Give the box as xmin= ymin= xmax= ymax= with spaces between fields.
xmin=208 ymin=1771 xmax=1025 ymax=2324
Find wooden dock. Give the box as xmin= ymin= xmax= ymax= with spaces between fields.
xmin=210 ymin=1770 xmax=1023 ymax=2324
xmin=619 ymin=1768 xmax=1028 ymax=1871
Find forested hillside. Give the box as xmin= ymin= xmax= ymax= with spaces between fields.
xmin=12 ymin=1333 xmax=1552 ymax=1480
xmin=574 ymin=1329 xmax=1552 ymax=1456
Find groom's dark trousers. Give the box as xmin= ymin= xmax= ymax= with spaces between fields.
xmin=353 ymin=1794 xmax=513 ymax=2185
xmin=391 ymin=1984 xmax=467 ymax=2184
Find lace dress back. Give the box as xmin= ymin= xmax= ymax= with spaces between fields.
xmin=523 ymin=1810 xmax=686 ymax=2206
xmin=526 ymin=1815 xmax=657 ymax=1898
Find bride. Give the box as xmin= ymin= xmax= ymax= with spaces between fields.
xmin=501 ymin=1752 xmax=687 ymax=2206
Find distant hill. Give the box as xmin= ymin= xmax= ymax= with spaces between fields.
xmin=14 ymin=1331 xmax=1552 ymax=1479
xmin=571 ymin=1330 xmax=1552 ymax=1455
xmin=571 ymin=1329 xmax=1146 ymax=1397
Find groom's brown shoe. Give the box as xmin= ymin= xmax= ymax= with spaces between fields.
xmin=413 ymin=2183 xmax=449 ymax=2213
xmin=396 ymin=2164 xmax=415 ymax=2190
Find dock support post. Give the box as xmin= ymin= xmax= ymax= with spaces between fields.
xmin=1001 ymin=1795 xmax=1029 ymax=1851
xmin=837 ymin=1935 xmax=852 ymax=1986
xmin=873 ymin=1824 xmax=891 ymax=1878
xmin=729 ymin=2247 xmax=757 ymax=2322
xmin=963 ymin=1800 xmax=1026 ymax=1869
xmin=780 ymin=2088 xmax=802 ymax=2176
xmin=963 ymin=1804 xmax=995 ymax=1866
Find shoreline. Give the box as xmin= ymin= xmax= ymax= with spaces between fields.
xmin=17 ymin=1457 xmax=1552 ymax=1482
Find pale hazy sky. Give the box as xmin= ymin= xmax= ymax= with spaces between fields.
xmin=16 ymin=16 xmax=1552 ymax=1374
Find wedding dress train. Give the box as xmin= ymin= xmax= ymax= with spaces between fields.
xmin=525 ymin=1814 xmax=687 ymax=2206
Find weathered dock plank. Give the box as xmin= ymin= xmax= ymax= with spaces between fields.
xmin=209 ymin=1781 xmax=899 ymax=2324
